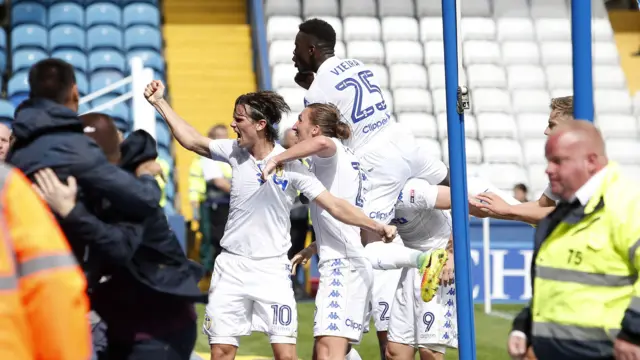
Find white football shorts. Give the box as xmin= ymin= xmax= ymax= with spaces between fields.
xmin=364 ymin=268 xmax=402 ymax=333
xmin=313 ymin=257 xmax=373 ymax=343
xmin=388 ymin=267 xmax=458 ymax=351
xmin=203 ymin=251 xmax=297 ymax=347
xmin=358 ymin=125 xmax=448 ymax=225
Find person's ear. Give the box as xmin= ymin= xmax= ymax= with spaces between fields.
xmin=255 ymin=119 xmax=267 ymax=132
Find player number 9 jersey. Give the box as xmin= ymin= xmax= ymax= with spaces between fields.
xmin=304 ymin=57 xmax=392 ymax=151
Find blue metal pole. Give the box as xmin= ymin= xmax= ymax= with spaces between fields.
xmin=571 ymin=0 xmax=594 ymax=122
xmin=441 ymin=0 xmax=476 ymax=359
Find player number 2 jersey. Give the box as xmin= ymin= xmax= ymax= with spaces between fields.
xmin=209 ymin=140 xmax=326 ymax=259
xmin=304 ymin=56 xmax=392 ymax=152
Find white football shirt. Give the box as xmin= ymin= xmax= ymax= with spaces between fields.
xmin=308 ymin=138 xmax=366 ymax=262
xmin=209 ymin=139 xmax=326 ymax=259
xmin=304 ymin=56 xmax=392 ymax=153
xmin=392 ymin=179 xmax=452 ymax=251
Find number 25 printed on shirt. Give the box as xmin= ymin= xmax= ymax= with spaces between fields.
xmin=335 ymin=70 xmax=387 ymax=123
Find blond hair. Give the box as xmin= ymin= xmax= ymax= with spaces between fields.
xmin=550 ymin=96 xmax=574 ymax=117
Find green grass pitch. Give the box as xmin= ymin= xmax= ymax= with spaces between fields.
xmin=193 ymin=302 xmax=523 ymax=359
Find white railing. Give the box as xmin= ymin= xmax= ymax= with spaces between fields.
xmin=79 ymin=57 xmax=156 ymax=139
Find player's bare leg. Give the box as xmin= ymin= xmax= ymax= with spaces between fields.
xmin=418 ymin=346 xmax=445 ymax=360
xmin=377 ymin=331 xmax=391 ymax=360
xmin=313 ymin=336 xmax=349 ymax=360
xmin=385 ymin=341 xmax=416 ymax=360
xmin=271 ymin=343 xmax=297 ymax=360
xmin=209 ymin=344 xmax=237 ymax=360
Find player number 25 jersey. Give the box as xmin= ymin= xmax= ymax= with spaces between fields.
xmin=304 ymin=56 xmax=392 ymax=151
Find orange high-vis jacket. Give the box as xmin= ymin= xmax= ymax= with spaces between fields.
xmin=0 ymin=163 xmax=91 ymax=360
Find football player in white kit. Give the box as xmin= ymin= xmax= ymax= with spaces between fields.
xmin=143 ymin=81 xmax=396 ymax=360
xmin=262 ymin=103 xmax=375 ymax=360
xmin=292 ymin=18 xmax=450 ymax=358
xmin=385 ymin=178 xmax=458 ymax=360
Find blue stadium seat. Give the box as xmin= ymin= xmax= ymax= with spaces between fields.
xmin=49 ymin=25 xmax=85 ymax=52
xmin=12 ymin=2 xmax=46 ymax=27
xmin=155 ymin=121 xmax=171 ymax=150
xmin=90 ymin=71 xmax=125 ymax=95
xmin=127 ymin=50 xmax=164 ymax=73
xmin=0 ymin=28 xmax=7 ymax=51
xmin=90 ymin=93 xmax=118 ymax=108
xmin=9 ymin=94 xmax=28 ymax=109
xmin=89 ymin=50 xmax=126 ymax=74
xmin=123 ymin=3 xmax=160 ymax=28
xmin=78 ymin=102 xmax=91 ymax=115
xmin=12 ymin=48 xmax=47 ymax=73
xmin=158 ymin=147 xmax=171 ymax=165
xmin=0 ymin=52 xmax=6 ymax=74
xmin=87 ymin=25 xmax=123 ymax=52
xmin=49 ymin=2 xmax=85 ymax=28
xmin=124 ymin=26 xmax=161 ymax=52
xmin=165 ymin=180 xmax=175 ymax=201
xmin=102 ymin=102 xmax=130 ymax=126
xmin=52 ymin=49 xmax=88 ymax=73
xmin=0 ymin=101 xmax=16 ymax=122
xmin=122 ymin=0 xmax=159 ymax=5
xmin=11 ymin=25 xmax=48 ymax=51
xmin=163 ymin=202 xmax=175 ymax=217
xmin=86 ymin=3 xmax=122 ymax=28
xmin=8 ymin=71 xmax=29 ymax=97
xmin=75 ymin=71 xmax=89 ymax=96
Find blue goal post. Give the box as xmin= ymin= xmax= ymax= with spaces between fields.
xmin=442 ymin=0 xmax=595 ymax=359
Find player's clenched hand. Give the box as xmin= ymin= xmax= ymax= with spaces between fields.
xmin=468 ymin=197 xmax=490 ymax=218
xmin=144 ymin=80 xmax=165 ymax=105
xmin=294 ymin=71 xmax=315 ymax=90
xmin=473 ymin=192 xmax=512 ymax=216
xmin=261 ymin=159 xmax=279 ymax=182
xmin=290 ymin=243 xmax=316 ymax=275
xmin=378 ymin=224 xmax=398 ymax=242
xmin=507 ymin=332 xmax=528 ymax=360
xmin=440 ymin=251 xmax=454 ymax=286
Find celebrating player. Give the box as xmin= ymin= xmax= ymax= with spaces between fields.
xmin=292 ymin=18 xmax=450 ymax=356
xmin=144 ymin=81 xmax=396 ymax=360
xmin=262 ymin=103 xmax=374 ymax=360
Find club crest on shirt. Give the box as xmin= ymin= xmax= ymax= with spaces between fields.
xmin=204 ymin=313 xmax=212 ymax=330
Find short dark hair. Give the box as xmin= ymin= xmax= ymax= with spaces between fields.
xmin=28 ymin=58 xmax=76 ymax=104
xmin=514 ymin=183 xmax=528 ymax=192
xmin=299 ymin=18 xmax=336 ymax=53
xmin=234 ymin=91 xmax=290 ymax=143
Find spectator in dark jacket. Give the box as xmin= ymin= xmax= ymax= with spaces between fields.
xmin=34 ymin=113 xmax=207 ymax=360
xmin=7 ymin=59 xmax=161 ymax=265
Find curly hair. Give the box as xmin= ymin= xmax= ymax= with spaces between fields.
xmin=550 ymin=96 xmax=574 ymax=117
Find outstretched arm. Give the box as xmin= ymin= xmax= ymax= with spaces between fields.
xmin=471 ymin=192 xmax=555 ymax=225
xmin=274 ymin=135 xmax=337 ymax=162
xmin=145 ymin=80 xmax=212 ymax=158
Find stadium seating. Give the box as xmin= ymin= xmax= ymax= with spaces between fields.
xmin=3 ymin=0 xmax=174 ymax=211
xmin=265 ymin=0 xmax=638 ymax=195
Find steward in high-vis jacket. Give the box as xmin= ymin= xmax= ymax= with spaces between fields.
xmin=509 ymin=121 xmax=640 ymax=360
xmin=0 ymin=163 xmax=90 ymax=360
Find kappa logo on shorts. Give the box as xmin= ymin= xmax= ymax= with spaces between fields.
xmin=447 ymin=287 xmax=455 ymax=296
xmin=331 ymin=259 xmax=345 ymax=267
xmin=442 ymin=332 xmax=450 ymax=340
xmin=445 ymin=310 xmax=453 ymax=318
xmin=327 ymin=301 xmax=341 ymax=309
xmin=328 ymin=290 xmax=341 ymax=298
xmin=331 ymin=269 xmax=343 ymax=276
xmin=444 ymin=320 xmax=452 ymax=329
xmin=446 ymin=299 xmax=454 ymax=307
xmin=326 ymin=323 xmax=339 ymax=331
xmin=329 ymin=279 xmax=343 ymax=287
xmin=327 ymin=312 xmax=340 ymax=320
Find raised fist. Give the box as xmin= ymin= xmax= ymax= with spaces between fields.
xmin=144 ymin=80 xmax=165 ymax=105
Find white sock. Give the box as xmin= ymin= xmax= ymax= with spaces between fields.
xmin=467 ymin=176 xmax=522 ymax=205
xmin=346 ymin=348 xmax=362 ymax=360
xmin=364 ymin=241 xmax=423 ymax=270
